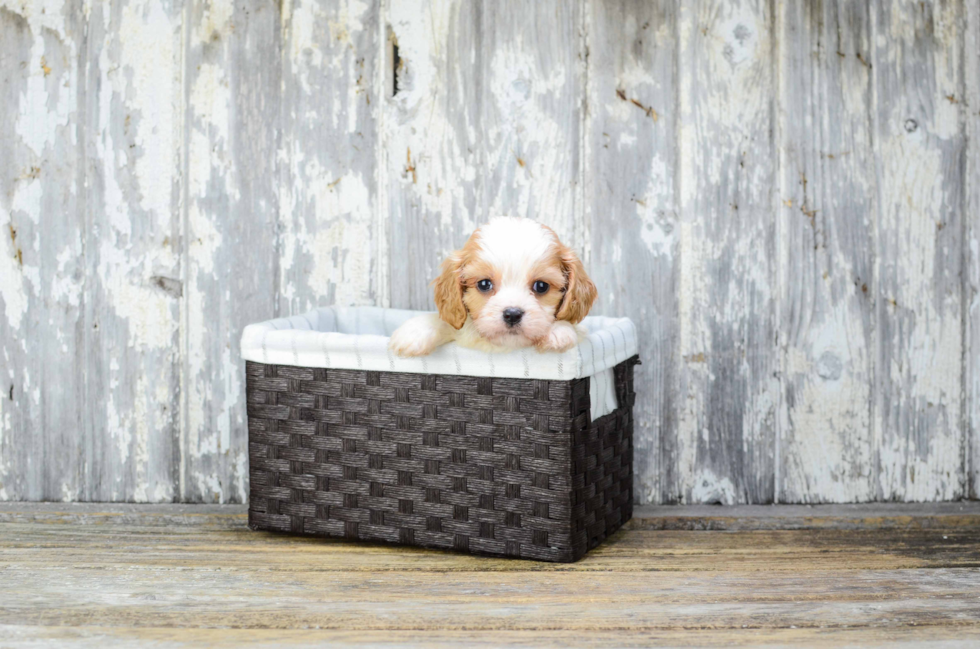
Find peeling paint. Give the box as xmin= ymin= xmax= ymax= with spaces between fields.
xmin=118 ymin=0 xmax=177 ymax=218
xmin=180 ymin=0 xmax=283 ymax=503
xmin=774 ymin=1 xmax=879 ymax=504
xmin=872 ymin=0 xmax=965 ymax=502
xmin=16 ymin=34 xmax=72 ymax=156
xmin=674 ymin=0 xmax=776 ymax=504
xmin=0 ymin=0 xmax=67 ymax=35
xmin=967 ymin=0 xmax=980 ymax=499
xmin=0 ymin=0 xmax=975 ymax=506
xmin=0 ymin=219 xmax=29 ymax=330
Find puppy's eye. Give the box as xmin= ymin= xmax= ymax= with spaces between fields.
xmin=532 ymin=281 xmax=549 ymax=294
xmin=477 ymin=279 xmax=493 ymax=292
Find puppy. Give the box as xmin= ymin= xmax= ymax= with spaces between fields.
xmin=389 ymin=216 xmax=597 ymax=357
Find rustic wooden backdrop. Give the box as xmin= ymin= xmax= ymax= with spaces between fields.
xmin=1 ymin=0 xmax=978 ymax=504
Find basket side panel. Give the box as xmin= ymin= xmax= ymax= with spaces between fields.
xmin=246 ymin=362 xmax=583 ymax=561
xmin=570 ymin=356 xmax=638 ymax=558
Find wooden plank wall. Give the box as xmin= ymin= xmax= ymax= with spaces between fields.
xmin=0 ymin=0 xmax=976 ymax=504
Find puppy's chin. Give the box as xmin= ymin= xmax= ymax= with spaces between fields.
xmin=473 ymin=324 xmax=537 ymax=350
xmin=471 ymin=303 xmax=554 ymax=349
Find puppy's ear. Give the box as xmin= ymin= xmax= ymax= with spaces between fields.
xmin=556 ymin=246 xmax=597 ymax=324
xmin=432 ymin=252 xmax=467 ymax=329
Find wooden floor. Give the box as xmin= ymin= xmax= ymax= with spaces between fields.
xmin=2 ymin=503 xmax=979 ymax=648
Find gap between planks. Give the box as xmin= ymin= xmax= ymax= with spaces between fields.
xmin=1 ymin=501 xmax=979 ymax=530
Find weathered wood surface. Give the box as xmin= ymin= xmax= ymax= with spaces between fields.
xmin=586 ymin=0 xmax=677 ymax=506
xmin=5 ymin=627 xmax=980 ymax=649
xmin=0 ymin=1 xmax=976 ymax=505
xmin=1 ymin=504 xmax=979 ymax=647
xmin=969 ymin=0 xmax=980 ymax=501
xmin=83 ymin=0 xmax=185 ymax=504
xmin=279 ymin=0 xmax=382 ymax=314
xmin=633 ymin=501 xmax=980 ymax=530
xmin=777 ymin=1 xmax=876 ymax=503
xmin=384 ymin=0 xmax=481 ymax=311
xmin=0 ymin=2 xmax=79 ymax=502
xmin=182 ymin=0 xmax=281 ymax=505
xmin=674 ymin=0 xmax=778 ymax=504
xmin=1 ymin=0 xmax=185 ymax=502
xmin=872 ymin=0 xmax=965 ymax=502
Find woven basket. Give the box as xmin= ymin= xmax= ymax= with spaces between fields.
xmin=243 ymin=308 xmax=638 ymax=562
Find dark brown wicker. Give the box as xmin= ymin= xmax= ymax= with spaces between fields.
xmin=246 ymin=355 xmax=638 ymax=562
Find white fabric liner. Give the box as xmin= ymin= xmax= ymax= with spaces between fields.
xmin=241 ymin=307 xmax=637 ymax=420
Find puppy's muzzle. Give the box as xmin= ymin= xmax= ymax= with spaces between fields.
xmin=502 ymin=308 xmax=524 ymax=327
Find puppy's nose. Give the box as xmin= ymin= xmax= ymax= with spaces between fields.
xmin=502 ymin=308 xmax=524 ymax=327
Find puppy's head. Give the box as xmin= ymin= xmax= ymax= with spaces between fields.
xmin=433 ymin=217 xmax=597 ymax=348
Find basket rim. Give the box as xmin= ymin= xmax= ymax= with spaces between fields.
xmin=241 ymin=306 xmax=638 ymax=382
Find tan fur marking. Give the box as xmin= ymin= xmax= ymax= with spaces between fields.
xmin=432 ymin=254 xmax=467 ymax=329
xmin=555 ymin=243 xmax=597 ymax=324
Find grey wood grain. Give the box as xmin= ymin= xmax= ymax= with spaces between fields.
xmin=966 ymin=0 xmax=980 ymax=500
xmin=871 ymin=0 xmax=965 ymax=501
xmin=0 ymin=6 xmax=31 ymax=501
xmin=180 ymin=0 xmax=280 ymax=502
xmin=0 ymin=5 xmax=87 ymax=501
xmin=586 ymin=0 xmax=677 ymax=505
xmin=776 ymin=1 xmax=876 ymax=502
xmin=672 ymin=0 xmax=777 ymax=504
xmin=1 ymin=0 xmax=977 ymax=505
xmin=385 ymin=0 xmax=584 ymax=310
xmin=278 ymin=0 xmax=382 ymax=314
xmin=384 ymin=0 xmax=483 ymax=311
xmin=478 ymin=0 xmax=583 ymax=244
xmin=2 ymin=504 xmax=980 ymax=649
xmin=80 ymin=0 xmax=184 ymax=502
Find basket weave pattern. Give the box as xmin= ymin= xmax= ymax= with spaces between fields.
xmin=246 ymin=356 xmax=638 ymax=562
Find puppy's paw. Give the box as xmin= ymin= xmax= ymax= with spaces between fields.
xmin=536 ymin=321 xmax=581 ymax=353
xmin=388 ymin=316 xmax=446 ymax=357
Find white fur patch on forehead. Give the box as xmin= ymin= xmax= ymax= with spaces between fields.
xmin=474 ymin=217 xmax=558 ymax=284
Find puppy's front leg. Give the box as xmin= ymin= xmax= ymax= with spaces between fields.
xmin=536 ymin=320 xmax=582 ymax=353
xmin=389 ymin=313 xmax=456 ymax=357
